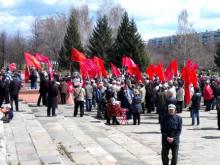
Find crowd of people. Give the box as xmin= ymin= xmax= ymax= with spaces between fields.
xmin=1 ymin=65 xmax=220 ymax=165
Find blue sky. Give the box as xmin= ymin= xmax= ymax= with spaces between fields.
xmin=0 ymin=0 xmax=220 ymax=40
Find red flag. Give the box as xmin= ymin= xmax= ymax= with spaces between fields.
xmin=9 ymin=63 xmax=16 ymax=71
xmin=111 ymin=63 xmax=121 ymax=77
xmin=164 ymin=64 xmax=173 ymax=81
xmin=71 ymin=48 xmax=86 ymax=63
xmin=122 ymin=56 xmax=136 ymax=68
xmin=25 ymin=65 xmax=29 ymax=83
xmin=24 ymin=52 xmax=41 ymax=69
xmin=35 ymin=53 xmax=49 ymax=63
xmin=190 ymin=68 xmax=198 ymax=87
xmin=182 ymin=66 xmax=191 ymax=105
xmin=155 ymin=63 xmax=165 ymax=82
xmin=145 ymin=64 xmax=155 ymax=80
xmin=134 ymin=65 xmax=143 ymax=82
xmin=171 ymin=59 xmax=178 ymax=76
xmin=93 ymin=56 xmax=107 ymax=78
xmin=35 ymin=53 xmax=54 ymax=80
xmin=80 ymin=58 xmax=99 ymax=79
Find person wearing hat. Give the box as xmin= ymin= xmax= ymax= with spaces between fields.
xmin=0 ymin=104 xmax=13 ymax=123
xmin=160 ymin=104 xmax=182 ymax=165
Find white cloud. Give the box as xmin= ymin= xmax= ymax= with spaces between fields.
xmin=0 ymin=12 xmax=34 ymax=36
xmin=0 ymin=0 xmax=17 ymax=7
xmin=1 ymin=0 xmax=220 ymax=40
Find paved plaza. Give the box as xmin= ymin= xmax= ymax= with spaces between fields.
xmin=1 ymin=102 xmax=220 ymax=165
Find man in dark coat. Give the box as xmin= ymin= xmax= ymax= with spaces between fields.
xmin=37 ymin=73 xmax=48 ymax=106
xmin=9 ymin=76 xmax=21 ymax=111
xmin=47 ymin=80 xmax=58 ymax=116
xmin=161 ymin=104 xmax=182 ymax=165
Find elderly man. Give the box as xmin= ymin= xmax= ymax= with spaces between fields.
xmin=160 ymin=104 xmax=182 ymax=165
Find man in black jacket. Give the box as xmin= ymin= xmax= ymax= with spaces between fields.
xmin=161 ymin=104 xmax=182 ymax=165
xmin=47 ymin=80 xmax=58 ymax=117
xmin=9 ymin=76 xmax=21 ymax=111
xmin=37 ymin=73 xmax=48 ymax=106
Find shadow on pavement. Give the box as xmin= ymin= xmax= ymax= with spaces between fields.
xmin=188 ymin=127 xmax=217 ymax=131
xmin=201 ymin=136 xmax=220 ymax=139
xmin=132 ymin=131 xmax=161 ymax=134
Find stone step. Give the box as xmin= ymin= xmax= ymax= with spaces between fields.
xmin=70 ymin=115 xmax=161 ymax=165
xmin=0 ymin=121 xmax=7 ymax=165
xmin=4 ymin=102 xmax=65 ymax=165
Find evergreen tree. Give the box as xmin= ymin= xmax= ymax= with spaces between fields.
xmin=114 ymin=11 xmax=149 ymax=70
xmin=87 ymin=15 xmax=113 ymax=63
xmin=214 ymin=43 xmax=220 ymax=68
xmin=59 ymin=11 xmax=83 ymax=70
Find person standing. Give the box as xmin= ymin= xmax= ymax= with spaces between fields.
xmin=191 ymin=87 xmax=202 ymax=125
xmin=203 ymin=80 xmax=213 ymax=111
xmin=85 ymin=81 xmax=93 ymax=111
xmin=132 ymin=89 xmax=142 ymax=125
xmin=176 ymin=84 xmax=185 ymax=113
xmin=29 ymin=69 xmax=38 ymax=89
xmin=59 ymin=80 xmax=68 ymax=104
xmin=37 ymin=73 xmax=48 ymax=106
xmin=47 ymin=80 xmax=58 ymax=116
xmin=161 ymin=104 xmax=182 ymax=165
xmin=9 ymin=75 xmax=21 ymax=111
xmin=73 ymin=83 xmax=85 ymax=117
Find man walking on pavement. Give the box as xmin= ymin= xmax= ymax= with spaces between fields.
xmin=160 ymin=104 xmax=182 ymax=165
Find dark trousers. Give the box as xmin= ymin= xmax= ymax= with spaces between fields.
xmin=177 ymin=101 xmax=183 ymax=113
xmin=5 ymin=92 xmax=10 ymax=104
xmin=37 ymin=93 xmax=47 ymax=106
xmin=205 ymin=99 xmax=212 ymax=111
xmin=133 ymin=112 xmax=140 ymax=125
xmin=86 ymin=99 xmax=92 ymax=111
xmin=47 ymin=97 xmax=57 ymax=116
xmin=147 ymin=100 xmax=154 ymax=113
xmin=0 ymin=96 xmax=4 ymax=107
xmin=10 ymin=95 xmax=19 ymax=111
xmin=60 ymin=93 xmax=66 ymax=104
xmin=74 ymin=101 xmax=84 ymax=117
xmin=141 ymin=102 xmax=145 ymax=114
xmin=192 ymin=109 xmax=200 ymax=125
xmin=162 ymin=143 xmax=179 ymax=165
xmin=217 ymin=111 xmax=220 ymax=130
xmin=47 ymin=105 xmax=56 ymax=116
xmin=107 ymin=116 xmax=119 ymax=125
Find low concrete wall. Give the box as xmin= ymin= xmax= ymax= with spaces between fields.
xmin=19 ymin=89 xmax=74 ymax=105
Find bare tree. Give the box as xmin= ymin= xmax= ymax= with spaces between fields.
xmin=97 ymin=0 xmax=124 ymax=38
xmin=29 ymin=13 xmax=67 ymax=61
xmin=7 ymin=31 xmax=26 ymax=69
xmin=70 ymin=5 xmax=93 ymax=47
xmin=175 ymin=9 xmax=209 ymax=68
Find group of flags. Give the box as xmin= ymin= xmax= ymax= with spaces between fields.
xmin=145 ymin=59 xmax=178 ymax=82
xmin=71 ymin=48 xmax=199 ymax=105
xmin=21 ymin=47 xmax=199 ymax=105
xmin=24 ymin=52 xmax=54 ymax=82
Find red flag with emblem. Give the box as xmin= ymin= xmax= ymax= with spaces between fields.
xmin=24 ymin=52 xmax=41 ymax=69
